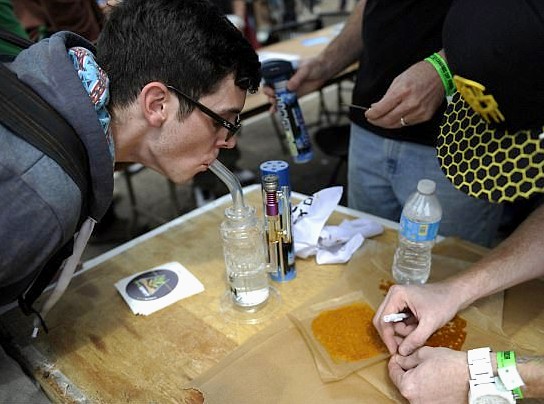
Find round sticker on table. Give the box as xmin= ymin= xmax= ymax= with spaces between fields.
xmin=125 ymin=269 xmax=179 ymax=301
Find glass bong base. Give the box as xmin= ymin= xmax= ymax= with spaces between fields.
xmin=219 ymin=286 xmax=281 ymax=325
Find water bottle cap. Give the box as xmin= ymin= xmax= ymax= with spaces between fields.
xmin=417 ymin=179 xmax=436 ymax=195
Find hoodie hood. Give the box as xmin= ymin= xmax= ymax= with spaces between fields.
xmin=10 ymin=31 xmax=113 ymax=221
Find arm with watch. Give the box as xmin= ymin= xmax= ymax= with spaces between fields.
xmin=389 ymin=346 xmax=544 ymax=403
xmin=374 ymin=204 xmax=544 ymax=402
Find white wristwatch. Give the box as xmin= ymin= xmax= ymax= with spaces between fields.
xmin=468 ymin=347 xmax=516 ymax=404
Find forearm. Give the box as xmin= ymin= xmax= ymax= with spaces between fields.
xmin=231 ymin=0 xmax=246 ymax=19
xmin=316 ymin=0 xmax=366 ymax=78
xmin=489 ymin=353 xmax=544 ymax=399
xmin=517 ymin=356 xmax=544 ymax=398
xmin=450 ymin=203 xmax=544 ymax=309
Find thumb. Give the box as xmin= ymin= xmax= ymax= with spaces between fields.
xmin=287 ymin=65 xmax=309 ymax=92
xmin=394 ymin=351 xmax=421 ymax=370
xmin=365 ymin=85 xmax=402 ymax=120
xmin=398 ymin=325 xmax=433 ymax=356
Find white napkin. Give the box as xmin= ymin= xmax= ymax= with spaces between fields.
xmin=292 ymin=187 xmax=384 ymax=264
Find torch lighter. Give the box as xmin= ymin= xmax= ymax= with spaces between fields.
xmin=260 ymin=161 xmax=296 ymax=282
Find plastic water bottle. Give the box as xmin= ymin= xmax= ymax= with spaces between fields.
xmin=392 ymin=179 xmax=442 ymax=284
xmin=261 ymin=59 xmax=313 ymax=164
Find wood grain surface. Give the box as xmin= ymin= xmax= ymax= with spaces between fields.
xmin=0 ymin=187 xmax=397 ymax=403
xmin=2 ymin=187 xmax=542 ymax=403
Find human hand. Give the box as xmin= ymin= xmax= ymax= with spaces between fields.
xmin=389 ymin=346 xmax=468 ymax=403
xmin=100 ymin=0 xmax=121 ymax=14
xmin=364 ymin=59 xmax=444 ymax=129
xmin=263 ymin=57 xmax=328 ymax=113
xmin=373 ymin=282 xmax=460 ymax=355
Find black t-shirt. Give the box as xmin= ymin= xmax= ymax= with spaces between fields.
xmin=350 ymin=0 xmax=453 ymax=146
xmin=211 ymin=0 xmax=233 ymax=14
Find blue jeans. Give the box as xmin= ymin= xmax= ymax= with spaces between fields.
xmin=347 ymin=124 xmax=503 ymax=247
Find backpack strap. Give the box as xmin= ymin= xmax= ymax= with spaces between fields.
xmin=0 ymin=63 xmax=90 ymax=214
xmin=0 ymin=27 xmax=34 ymax=50
xmin=0 ymin=61 xmax=92 ymax=319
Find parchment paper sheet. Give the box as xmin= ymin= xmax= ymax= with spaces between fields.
xmin=288 ymin=291 xmax=389 ymax=382
xmin=188 ymin=239 xmax=541 ymax=403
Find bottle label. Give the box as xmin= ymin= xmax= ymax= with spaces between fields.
xmin=274 ymin=88 xmax=312 ymax=158
xmin=400 ymin=215 xmax=440 ymax=242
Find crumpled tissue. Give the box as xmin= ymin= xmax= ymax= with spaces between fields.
xmin=292 ymin=187 xmax=384 ymax=264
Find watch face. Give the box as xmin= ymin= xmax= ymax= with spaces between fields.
xmin=473 ymin=395 xmax=513 ymax=404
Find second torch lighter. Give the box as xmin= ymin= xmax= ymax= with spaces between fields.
xmin=261 ymin=170 xmax=296 ymax=282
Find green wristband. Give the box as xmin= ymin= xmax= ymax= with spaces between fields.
xmin=497 ymin=351 xmax=524 ymax=400
xmin=513 ymin=387 xmax=524 ymax=401
xmin=424 ymin=52 xmax=456 ymax=97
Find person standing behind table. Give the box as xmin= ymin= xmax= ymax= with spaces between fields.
xmin=373 ymin=0 xmax=544 ymax=402
xmin=0 ymin=0 xmax=260 ymax=328
xmin=0 ymin=0 xmax=30 ymax=57
xmin=12 ymin=0 xmax=104 ymax=42
xmin=264 ymin=0 xmax=503 ymax=247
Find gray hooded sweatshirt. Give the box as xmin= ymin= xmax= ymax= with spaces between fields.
xmin=0 ymin=32 xmax=114 ymax=305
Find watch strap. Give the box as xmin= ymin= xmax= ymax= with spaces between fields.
xmin=467 ymin=348 xmax=516 ymax=404
xmin=468 ymin=347 xmax=494 ymax=385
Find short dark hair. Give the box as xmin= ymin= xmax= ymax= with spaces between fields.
xmin=96 ymin=0 xmax=261 ymax=113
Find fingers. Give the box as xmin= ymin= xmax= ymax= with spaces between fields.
xmin=375 ymin=320 xmax=416 ymax=354
xmin=287 ymin=67 xmax=306 ymax=92
xmin=397 ymin=319 xmax=434 ymax=356
xmin=365 ymin=60 xmax=445 ymax=129
xmin=288 ymin=58 xmax=327 ymax=96
xmin=381 ymin=324 xmax=399 ymax=354
xmin=373 ymin=301 xmax=399 ymax=354
xmin=261 ymin=84 xmax=277 ymax=114
xmin=387 ymin=355 xmax=407 ymax=389
xmin=365 ymin=99 xmax=415 ymax=129
xmin=262 ymin=85 xmax=275 ymax=98
xmin=372 ymin=285 xmax=408 ymax=353
xmin=393 ymin=321 xmax=416 ymax=337
xmin=364 ymin=94 xmax=401 ymax=122
xmin=287 ymin=59 xmax=314 ymax=92
xmin=393 ymin=350 xmax=424 ymax=371
xmin=364 ymin=78 xmax=409 ymax=128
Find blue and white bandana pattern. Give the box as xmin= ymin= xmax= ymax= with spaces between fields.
xmin=68 ymin=46 xmax=114 ymax=160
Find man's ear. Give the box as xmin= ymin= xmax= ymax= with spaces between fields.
xmin=139 ymin=82 xmax=172 ymax=127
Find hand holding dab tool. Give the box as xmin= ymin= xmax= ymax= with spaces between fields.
xmin=383 ymin=312 xmax=410 ymax=323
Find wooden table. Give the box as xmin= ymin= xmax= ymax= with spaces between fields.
xmin=0 ymin=186 xmax=398 ymax=402
xmin=1 ymin=185 xmax=543 ymax=403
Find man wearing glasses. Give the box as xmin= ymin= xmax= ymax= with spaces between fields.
xmin=1 ymin=0 xmax=260 ymax=399
xmin=166 ymin=85 xmax=242 ymax=143
xmin=0 ymin=0 xmax=260 ymax=339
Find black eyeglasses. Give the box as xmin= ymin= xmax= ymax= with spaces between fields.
xmin=166 ymin=85 xmax=241 ymax=141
